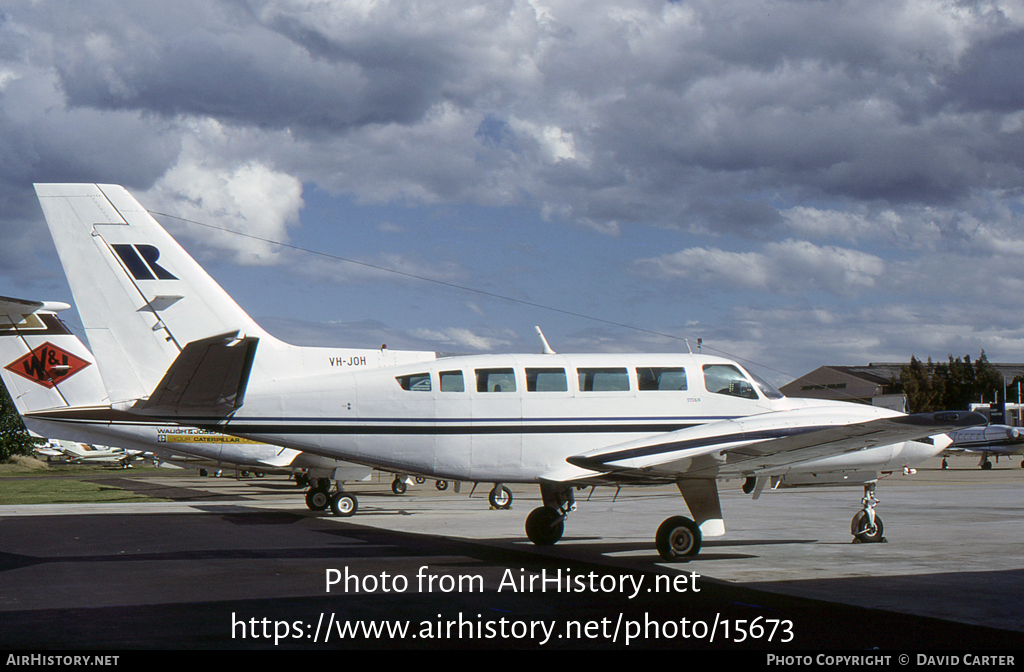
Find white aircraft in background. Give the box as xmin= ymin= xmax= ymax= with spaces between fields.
xmin=29 ymin=183 xmax=983 ymax=560
xmin=943 ymin=424 xmax=1024 ymax=470
xmin=45 ymin=438 xmax=138 ymax=466
xmin=0 ymin=295 xmax=375 ymax=511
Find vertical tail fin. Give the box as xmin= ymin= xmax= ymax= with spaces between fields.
xmin=0 ymin=296 xmax=109 ymax=414
xmin=34 ymin=183 xmax=277 ymax=404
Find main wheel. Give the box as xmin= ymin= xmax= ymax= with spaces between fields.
xmin=525 ymin=506 xmax=564 ymax=545
xmin=305 ymin=489 xmax=329 ymax=511
xmin=330 ymin=493 xmax=358 ymax=517
xmin=851 ymin=511 xmax=884 ymax=543
xmin=415 ymin=476 xmax=426 ymax=484
xmin=655 ymin=516 xmax=702 ymax=561
xmin=435 ymin=480 xmax=449 ymax=491
xmin=982 ymin=460 xmax=993 ymax=470
xmin=391 ymin=478 xmax=407 ymax=495
xmin=489 ymin=485 xmax=513 ymax=509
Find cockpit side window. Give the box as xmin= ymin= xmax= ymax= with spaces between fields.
xmin=396 ymin=373 xmax=432 ymax=391
xmin=702 ymin=364 xmax=758 ymax=400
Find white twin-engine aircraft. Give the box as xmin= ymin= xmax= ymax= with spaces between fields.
xmin=29 ymin=183 xmax=982 ymax=561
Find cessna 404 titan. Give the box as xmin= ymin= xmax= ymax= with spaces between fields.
xmin=28 ymin=183 xmax=981 ymax=560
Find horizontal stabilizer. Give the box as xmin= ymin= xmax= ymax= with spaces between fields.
xmin=0 ymin=295 xmax=71 ymax=318
xmin=136 ymin=332 xmax=258 ymax=418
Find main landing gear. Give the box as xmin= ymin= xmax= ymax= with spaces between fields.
xmin=850 ymin=481 xmax=885 ymax=543
xmin=303 ymin=477 xmax=358 ymax=517
xmin=655 ymin=516 xmax=702 ymax=561
xmin=523 ymin=479 xmax=722 ymax=562
xmin=524 ymin=485 xmax=574 ymax=545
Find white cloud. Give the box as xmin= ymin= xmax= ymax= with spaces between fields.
xmin=142 ymin=121 xmax=304 ymax=265
xmin=635 ymin=240 xmax=885 ymax=296
xmin=411 ymin=326 xmax=515 ymax=351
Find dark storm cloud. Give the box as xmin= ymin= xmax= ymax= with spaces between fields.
xmin=944 ymin=28 xmax=1024 ymax=113
xmin=10 ymin=0 xmax=1024 ymax=226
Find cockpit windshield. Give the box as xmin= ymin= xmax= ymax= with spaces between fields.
xmin=748 ymin=371 xmax=785 ymax=399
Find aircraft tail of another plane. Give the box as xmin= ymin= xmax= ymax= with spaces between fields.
xmin=0 ymin=296 xmax=110 ymax=415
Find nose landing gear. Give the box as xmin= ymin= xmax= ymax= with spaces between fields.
xmin=851 ymin=482 xmax=885 ymax=544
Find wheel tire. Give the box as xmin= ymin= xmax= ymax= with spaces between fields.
xmin=525 ymin=506 xmax=564 ymax=545
xmin=305 ymin=489 xmax=330 ymax=511
xmin=415 ymin=476 xmax=426 ymax=484
xmin=392 ymin=479 xmax=407 ymax=495
xmin=330 ymin=493 xmax=358 ymax=517
xmin=851 ymin=511 xmax=884 ymax=542
xmin=655 ymin=516 xmax=702 ymax=561
xmin=435 ymin=480 xmax=449 ymax=491
xmin=941 ymin=458 xmax=948 ymax=470
xmin=982 ymin=460 xmax=993 ymax=470
xmin=489 ymin=485 xmax=513 ymax=509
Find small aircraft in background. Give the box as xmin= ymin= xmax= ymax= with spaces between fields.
xmin=41 ymin=438 xmax=139 ymax=466
xmin=942 ymin=424 xmax=1024 ymax=469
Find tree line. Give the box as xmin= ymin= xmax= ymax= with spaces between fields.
xmin=895 ymin=351 xmax=1018 ymax=414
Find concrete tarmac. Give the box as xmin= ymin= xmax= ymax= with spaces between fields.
xmin=0 ymin=455 xmax=1021 ymax=649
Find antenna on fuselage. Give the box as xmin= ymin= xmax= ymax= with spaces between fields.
xmin=534 ymin=326 xmax=556 ymax=355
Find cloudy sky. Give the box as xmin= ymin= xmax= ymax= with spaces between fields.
xmin=3 ymin=0 xmax=1024 ymax=385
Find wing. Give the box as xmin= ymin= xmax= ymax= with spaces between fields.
xmin=556 ymin=406 xmax=985 ymax=483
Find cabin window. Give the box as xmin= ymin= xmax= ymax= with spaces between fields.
xmin=396 ymin=373 xmax=432 ymax=391
xmin=702 ymin=364 xmax=758 ymax=400
xmin=577 ymin=367 xmax=630 ymax=392
xmin=637 ymin=367 xmax=688 ymax=391
xmin=526 ymin=368 xmax=568 ymax=392
xmin=439 ymin=370 xmax=465 ymax=392
xmin=476 ymin=368 xmax=516 ymax=392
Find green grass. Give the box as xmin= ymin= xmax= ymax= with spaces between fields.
xmin=0 ymin=460 xmax=180 ymax=504
xmin=0 ymin=478 xmax=164 ymax=505
xmin=0 ymin=460 xmax=192 ymax=478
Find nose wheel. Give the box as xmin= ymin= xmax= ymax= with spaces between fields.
xmin=851 ymin=482 xmax=886 ymax=543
